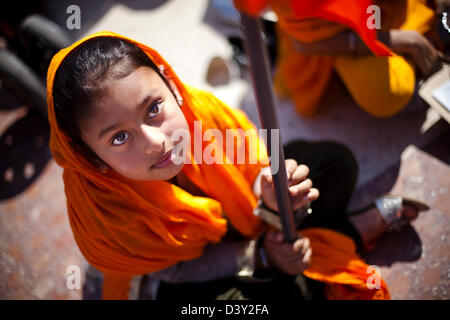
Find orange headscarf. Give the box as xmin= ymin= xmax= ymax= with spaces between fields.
xmin=47 ymin=31 xmax=268 ymax=298
xmin=47 ymin=31 xmax=389 ymax=300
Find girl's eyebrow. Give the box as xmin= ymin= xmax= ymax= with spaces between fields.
xmin=97 ymin=95 xmax=153 ymax=140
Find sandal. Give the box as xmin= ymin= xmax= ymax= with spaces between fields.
xmin=351 ymin=194 xmax=430 ymax=232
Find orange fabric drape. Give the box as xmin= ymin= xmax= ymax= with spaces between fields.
xmin=302 ymin=228 xmax=390 ymax=300
xmin=234 ymin=0 xmax=391 ymax=116
xmin=234 ymin=0 xmax=391 ymax=55
xmin=234 ymin=0 xmax=433 ymax=117
xmin=47 ymin=31 xmax=389 ymax=300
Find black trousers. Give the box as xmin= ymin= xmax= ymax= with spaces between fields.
xmin=283 ymin=140 xmax=362 ymax=244
xmin=156 ymin=140 xmax=363 ymax=300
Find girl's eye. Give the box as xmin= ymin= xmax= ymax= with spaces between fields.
xmin=148 ymin=101 xmax=164 ymax=118
xmin=111 ymin=132 xmax=129 ymax=146
xmin=109 ymin=101 xmax=163 ymax=146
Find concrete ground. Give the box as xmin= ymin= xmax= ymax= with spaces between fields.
xmin=0 ymin=0 xmax=449 ymax=299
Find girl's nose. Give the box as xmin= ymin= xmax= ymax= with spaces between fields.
xmin=140 ymin=124 xmax=165 ymax=154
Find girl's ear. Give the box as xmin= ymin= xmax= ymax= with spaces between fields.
xmin=159 ymin=65 xmax=183 ymax=107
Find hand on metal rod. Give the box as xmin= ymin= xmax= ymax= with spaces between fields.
xmin=240 ymin=13 xmax=302 ymax=242
xmin=256 ymin=160 xmax=318 ymax=274
xmin=263 ymin=230 xmax=312 ymax=275
xmin=259 ymin=160 xmax=319 ymax=214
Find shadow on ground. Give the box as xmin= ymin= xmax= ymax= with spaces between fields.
xmin=361 ymin=226 xmax=423 ymax=267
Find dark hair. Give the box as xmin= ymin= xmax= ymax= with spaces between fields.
xmin=52 ymin=37 xmax=170 ymax=169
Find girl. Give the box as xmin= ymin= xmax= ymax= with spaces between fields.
xmin=48 ymin=31 xmax=423 ymax=300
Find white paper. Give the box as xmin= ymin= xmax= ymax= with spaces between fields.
xmin=431 ymin=80 xmax=450 ymax=112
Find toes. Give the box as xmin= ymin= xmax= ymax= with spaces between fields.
xmin=401 ymin=205 xmax=418 ymax=221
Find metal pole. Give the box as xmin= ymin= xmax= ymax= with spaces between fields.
xmin=240 ymin=13 xmax=297 ymax=242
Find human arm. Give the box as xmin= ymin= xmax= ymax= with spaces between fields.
xmin=292 ymin=29 xmax=446 ymax=78
xmin=257 ymin=159 xmax=319 ymax=213
xmin=252 ymin=159 xmax=318 ymax=275
xmin=378 ymin=30 xmax=447 ymax=77
xmin=291 ymin=29 xmax=372 ymax=56
xmin=151 ymin=159 xmax=317 ymax=283
xmin=148 ymin=241 xmax=247 ymax=283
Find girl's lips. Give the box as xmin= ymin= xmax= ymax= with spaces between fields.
xmin=151 ymin=150 xmax=173 ymax=169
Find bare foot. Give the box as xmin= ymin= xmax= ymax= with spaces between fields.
xmin=349 ymin=204 xmax=418 ymax=246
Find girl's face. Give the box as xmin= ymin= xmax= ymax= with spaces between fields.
xmin=79 ymin=66 xmax=189 ymax=181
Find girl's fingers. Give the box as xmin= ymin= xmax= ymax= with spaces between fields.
xmin=285 ymin=159 xmax=298 ymax=180
xmin=293 ymin=237 xmax=310 ymax=256
xmin=278 ymin=249 xmax=305 ymax=264
xmin=308 ymin=188 xmax=319 ymax=200
xmin=292 ymin=188 xmax=319 ymax=210
xmin=292 ymin=247 xmax=311 ymax=266
xmin=299 ymin=238 xmax=311 ymax=256
xmin=289 ymin=178 xmax=312 ymax=196
xmin=289 ymin=164 xmax=309 ymax=185
xmin=261 ymin=167 xmax=272 ymax=184
xmin=266 ymin=236 xmax=313 ymax=273
xmin=287 ymin=247 xmax=312 ymax=273
xmin=298 ymin=248 xmax=312 ymax=272
xmin=302 ymin=247 xmax=312 ymax=266
xmin=261 ymin=162 xmax=310 ymax=187
xmin=266 ymin=244 xmax=301 ymax=262
xmin=267 ymin=237 xmax=310 ymax=258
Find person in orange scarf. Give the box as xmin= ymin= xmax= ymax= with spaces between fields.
xmin=45 ymin=31 xmax=416 ymax=300
xmin=236 ymin=0 xmax=445 ymax=117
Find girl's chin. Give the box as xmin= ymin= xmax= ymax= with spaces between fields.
xmin=147 ymin=162 xmax=184 ymax=181
xmin=117 ymin=163 xmax=184 ymax=182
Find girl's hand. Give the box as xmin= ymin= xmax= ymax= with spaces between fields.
xmin=259 ymin=159 xmax=319 ymax=213
xmin=263 ymin=231 xmax=312 ymax=275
